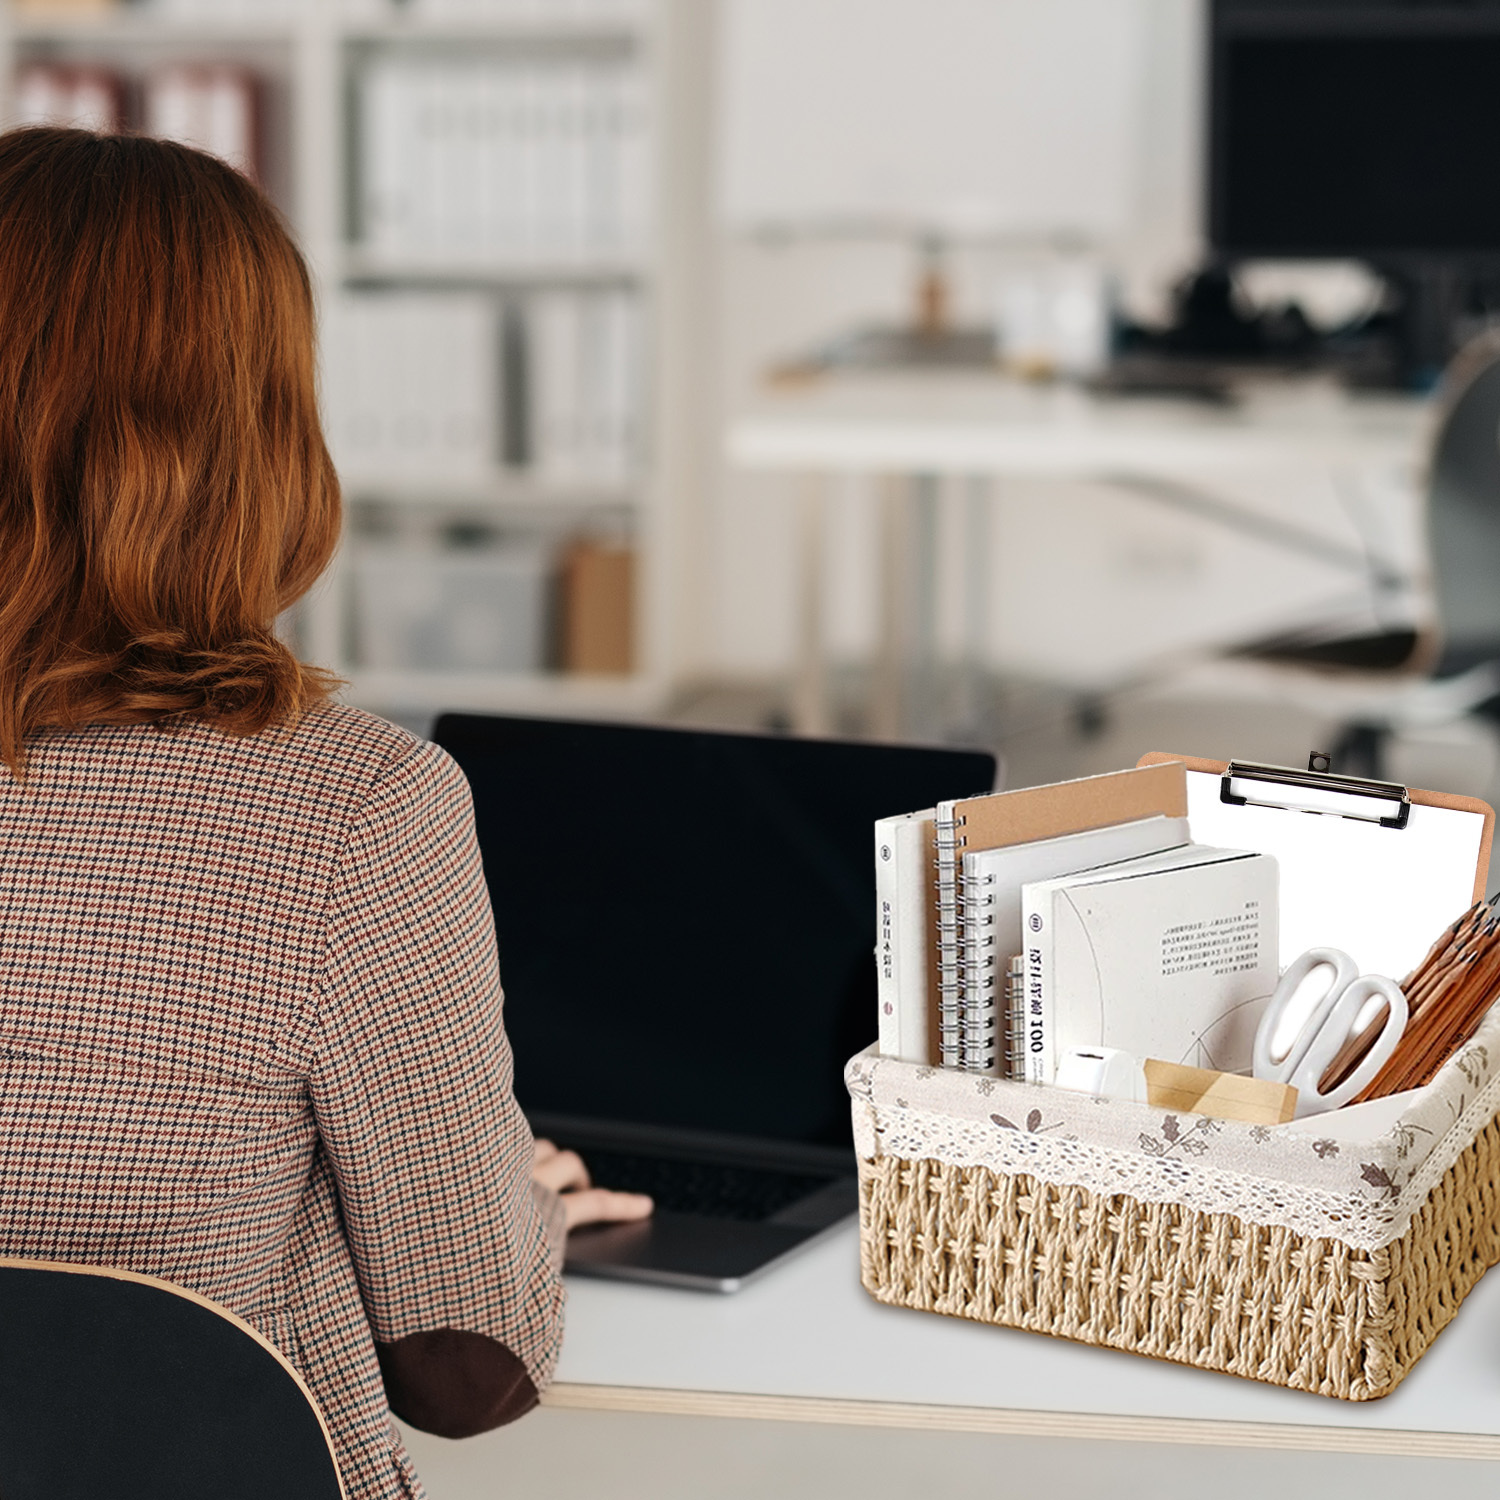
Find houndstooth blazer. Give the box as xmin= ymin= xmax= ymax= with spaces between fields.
xmin=0 ymin=703 xmax=565 ymax=1500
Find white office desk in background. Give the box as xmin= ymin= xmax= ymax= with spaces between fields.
xmin=725 ymin=374 xmax=1432 ymax=738
xmin=404 ymin=1221 xmax=1500 ymax=1499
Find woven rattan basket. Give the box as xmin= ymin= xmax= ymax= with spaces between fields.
xmin=846 ymin=1016 xmax=1500 ymax=1399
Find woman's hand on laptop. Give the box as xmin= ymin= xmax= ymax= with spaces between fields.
xmin=532 ymin=1139 xmax=654 ymax=1233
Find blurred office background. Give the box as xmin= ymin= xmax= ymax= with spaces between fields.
xmin=5 ymin=0 xmax=1500 ymax=808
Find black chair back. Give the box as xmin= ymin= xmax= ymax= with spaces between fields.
xmin=0 ymin=1258 xmax=344 ymax=1500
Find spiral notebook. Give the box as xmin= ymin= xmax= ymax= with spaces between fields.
xmin=959 ymin=813 xmax=1191 ymax=1075
xmin=935 ymin=762 xmax=1189 ymax=1070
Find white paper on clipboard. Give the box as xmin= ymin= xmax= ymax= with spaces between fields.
xmin=1174 ymin=765 xmax=1487 ymax=980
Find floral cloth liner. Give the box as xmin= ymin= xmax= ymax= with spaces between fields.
xmin=846 ymin=1001 xmax=1500 ymax=1253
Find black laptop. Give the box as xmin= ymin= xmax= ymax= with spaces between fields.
xmin=432 ymin=713 xmax=996 ymax=1291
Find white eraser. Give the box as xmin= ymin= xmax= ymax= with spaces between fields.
xmin=1055 ymin=1046 xmax=1147 ymax=1103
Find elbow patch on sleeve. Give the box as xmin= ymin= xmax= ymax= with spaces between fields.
xmin=376 ymin=1327 xmax=540 ymax=1438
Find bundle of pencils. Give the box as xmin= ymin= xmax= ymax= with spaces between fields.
xmin=1352 ymin=899 xmax=1500 ymax=1101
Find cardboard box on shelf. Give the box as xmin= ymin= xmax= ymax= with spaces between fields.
xmin=560 ymin=537 xmax=633 ymax=675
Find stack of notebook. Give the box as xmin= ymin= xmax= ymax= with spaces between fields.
xmin=875 ymin=761 xmax=1279 ymax=1081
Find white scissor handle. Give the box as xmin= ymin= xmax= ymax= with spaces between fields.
xmin=1287 ymin=973 xmax=1407 ymax=1117
xmin=1253 ymin=947 xmax=1358 ymax=1085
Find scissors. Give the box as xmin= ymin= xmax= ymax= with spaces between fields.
xmin=1253 ymin=948 xmax=1408 ymax=1118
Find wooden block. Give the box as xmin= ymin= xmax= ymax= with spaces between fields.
xmin=1143 ymin=1058 xmax=1297 ymax=1125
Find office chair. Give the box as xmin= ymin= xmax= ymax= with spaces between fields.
xmin=0 ymin=1257 xmax=345 ymax=1500
xmin=1242 ymin=330 xmax=1500 ymax=777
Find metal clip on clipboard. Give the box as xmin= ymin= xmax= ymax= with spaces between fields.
xmin=1219 ymin=755 xmax=1412 ymax=830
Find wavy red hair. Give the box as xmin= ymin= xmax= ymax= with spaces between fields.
xmin=0 ymin=127 xmax=341 ymax=776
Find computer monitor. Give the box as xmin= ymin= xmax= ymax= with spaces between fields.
xmin=1208 ymin=0 xmax=1500 ymax=376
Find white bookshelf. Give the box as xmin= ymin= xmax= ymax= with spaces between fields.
xmin=0 ymin=0 xmax=713 ymax=724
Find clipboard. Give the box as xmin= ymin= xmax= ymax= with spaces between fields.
xmin=1138 ymin=752 xmax=1494 ymax=980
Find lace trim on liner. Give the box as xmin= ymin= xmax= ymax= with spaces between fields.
xmin=863 ymin=1055 xmax=1500 ymax=1252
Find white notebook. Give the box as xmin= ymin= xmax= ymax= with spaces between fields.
xmin=960 ymin=814 xmax=1190 ymax=1075
xmin=1021 ymin=844 xmax=1280 ymax=1084
xmin=875 ymin=809 xmax=937 ymax=1065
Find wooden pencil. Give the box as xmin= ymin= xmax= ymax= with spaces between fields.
xmin=1320 ymin=904 xmax=1490 ymax=1092
xmin=1355 ymin=917 xmax=1500 ymax=1099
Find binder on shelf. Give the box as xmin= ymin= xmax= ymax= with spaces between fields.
xmin=14 ymin=64 xmax=123 ymax=134
xmin=321 ymin=292 xmax=499 ymax=484
xmin=527 ymin=288 xmax=641 ymax=485
xmin=531 ymin=288 xmax=584 ymax=482
xmin=144 ymin=65 xmax=261 ymax=181
xmin=354 ymin=53 xmax=649 ymax=266
xmin=499 ymin=299 xmax=532 ymax=470
xmin=15 ymin=61 xmax=261 ymax=182
xmin=323 ymin=286 xmax=640 ymax=491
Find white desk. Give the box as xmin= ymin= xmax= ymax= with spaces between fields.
xmin=530 ymin=1221 xmax=1500 ymax=1461
xmin=404 ymin=1221 xmax=1500 ymax=1497
xmin=726 ymin=375 xmax=1431 ymax=738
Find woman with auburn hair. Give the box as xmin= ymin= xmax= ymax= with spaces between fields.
xmin=0 ymin=128 xmax=646 ymax=1500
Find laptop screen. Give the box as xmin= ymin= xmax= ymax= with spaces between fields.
xmin=432 ymin=714 xmax=996 ymax=1149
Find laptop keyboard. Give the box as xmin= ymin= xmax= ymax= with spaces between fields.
xmin=572 ymin=1146 xmax=839 ymax=1223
